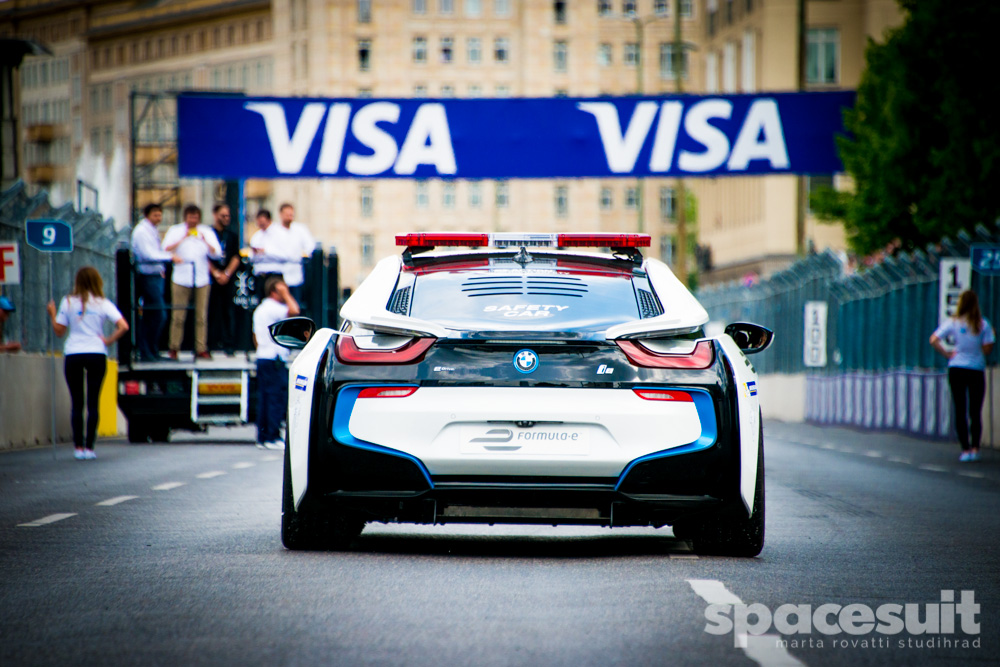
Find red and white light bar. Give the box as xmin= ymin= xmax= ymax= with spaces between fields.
xmin=395 ymin=232 xmax=651 ymax=249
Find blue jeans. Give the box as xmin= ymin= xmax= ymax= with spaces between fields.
xmin=136 ymin=273 xmax=166 ymax=360
xmin=256 ymin=358 xmax=288 ymax=443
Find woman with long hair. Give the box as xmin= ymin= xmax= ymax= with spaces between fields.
xmin=931 ymin=290 xmax=996 ymax=461
xmin=46 ymin=266 xmax=129 ymax=460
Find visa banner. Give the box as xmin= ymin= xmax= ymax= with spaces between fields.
xmin=177 ymin=91 xmax=853 ymax=180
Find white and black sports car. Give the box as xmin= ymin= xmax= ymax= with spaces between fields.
xmin=270 ymin=233 xmax=773 ymax=556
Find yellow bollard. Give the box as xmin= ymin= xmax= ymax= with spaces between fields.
xmin=98 ymin=359 xmax=119 ymax=436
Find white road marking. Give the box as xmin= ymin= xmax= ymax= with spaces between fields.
xmin=96 ymin=496 xmax=138 ymax=507
xmin=260 ymin=455 xmax=281 ymax=462
xmin=918 ymin=464 xmax=948 ymax=473
xmin=19 ymin=513 xmax=77 ymax=527
xmin=196 ymin=471 xmax=226 ymax=479
xmin=232 ymin=462 xmax=255 ymax=469
xmin=152 ymin=482 xmax=185 ymax=491
xmin=863 ymin=450 xmax=883 ymax=458
xmin=958 ymin=471 xmax=986 ymax=479
xmin=887 ymin=456 xmax=912 ymax=464
xmin=688 ymin=579 xmax=808 ymax=667
xmin=818 ymin=444 xmax=837 ymax=450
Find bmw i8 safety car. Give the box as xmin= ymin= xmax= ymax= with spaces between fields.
xmin=269 ymin=232 xmax=773 ymax=556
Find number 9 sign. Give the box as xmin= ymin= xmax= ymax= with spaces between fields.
xmin=25 ymin=219 xmax=73 ymax=253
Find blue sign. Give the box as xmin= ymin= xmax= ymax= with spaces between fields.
xmin=26 ymin=219 xmax=73 ymax=253
xmin=971 ymin=244 xmax=1000 ymax=275
xmin=177 ymin=91 xmax=855 ymax=180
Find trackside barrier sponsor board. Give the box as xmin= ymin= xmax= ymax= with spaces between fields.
xmin=177 ymin=91 xmax=854 ymax=180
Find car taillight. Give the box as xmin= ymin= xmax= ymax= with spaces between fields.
xmin=632 ymin=389 xmax=694 ymax=402
xmin=357 ymin=386 xmax=418 ymax=399
xmin=616 ymin=340 xmax=714 ymax=369
xmin=120 ymin=380 xmax=146 ymax=396
xmin=335 ymin=336 xmax=435 ymax=365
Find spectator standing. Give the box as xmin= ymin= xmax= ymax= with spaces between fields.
xmin=208 ymin=204 xmax=241 ymax=355
xmin=252 ymin=275 xmax=299 ymax=450
xmin=130 ymin=203 xmax=177 ymax=361
xmin=46 ymin=266 xmax=129 ymax=460
xmin=278 ymin=203 xmax=316 ymax=303
xmin=249 ymin=209 xmax=294 ymax=299
xmin=162 ymin=204 xmax=222 ymax=360
xmin=0 ymin=288 xmax=20 ymax=352
xmin=930 ymin=290 xmax=996 ymax=462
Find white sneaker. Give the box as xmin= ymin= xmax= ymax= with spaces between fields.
xmin=84 ymin=450 xmax=97 ymax=460
xmin=74 ymin=449 xmax=86 ymax=460
xmin=255 ymin=442 xmax=267 ymax=450
xmin=959 ymin=451 xmax=972 ymax=462
xmin=264 ymin=440 xmax=285 ymax=450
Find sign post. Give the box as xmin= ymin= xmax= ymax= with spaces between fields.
xmin=26 ymin=219 xmax=74 ymax=459
xmin=804 ymin=301 xmax=828 ymax=368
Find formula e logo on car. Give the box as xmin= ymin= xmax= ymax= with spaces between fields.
xmin=514 ymin=349 xmax=539 ymax=374
xmin=470 ymin=428 xmax=514 ymax=444
xmin=483 ymin=304 xmax=569 ymax=318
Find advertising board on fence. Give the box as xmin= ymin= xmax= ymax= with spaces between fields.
xmin=0 ymin=242 xmax=20 ymax=285
xmin=177 ymin=91 xmax=854 ymax=180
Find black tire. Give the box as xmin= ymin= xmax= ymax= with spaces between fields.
xmin=690 ymin=421 xmax=765 ymax=557
xmin=148 ymin=424 xmax=171 ymax=443
xmin=126 ymin=420 xmax=148 ymax=444
xmin=281 ymin=441 xmax=364 ymax=550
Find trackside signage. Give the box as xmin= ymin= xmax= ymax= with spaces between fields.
xmin=177 ymin=91 xmax=854 ymax=179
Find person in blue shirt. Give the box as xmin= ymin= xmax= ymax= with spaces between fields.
xmin=931 ymin=290 xmax=996 ymax=462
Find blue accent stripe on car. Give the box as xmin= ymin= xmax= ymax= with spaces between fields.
xmin=333 ymin=384 xmax=434 ymax=488
xmin=614 ymin=387 xmax=718 ymax=491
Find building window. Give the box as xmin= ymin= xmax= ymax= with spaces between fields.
xmin=440 ymin=85 xmax=455 ymax=97
xmin=413 ymin=36 xmax=428 ymax=63
xmin=358 ymin=88 xmax=373 ymax=98
xmin=625 ymin=187 xmax=638 ymax=210
xmin=807 ymin=175 xmax=835 ymax=215
xmin=443 ymin=182 xmax=456 ymax=208
xmin=495 ymin=0 xmax=511 ymax=17
xmin=414 ymin=0 xmax=427 ymax=15
xmin=466 ymin=0 xmax=482 ymax=17
xmin=361 ymin=186 xmax=373 ymax=217
xmin=600 ymin=187 xmax=613 ymax=211
xmin=807 ymin=28 xmax=839 ymax=85
xmin=495 ymin=181 xmax=509 ymax=208
xmin=554 ymin=1 xmax=567 ymax=24
xmin=469 ymin=181 xmax=482 ymax=207
xmin=441 ymin=36 xmax=454 ymax=63
xmin=467 ymin=37 xmax=482 ymax=63
xmin=624 ymin=43 xmax=639 ymax=67
xmin=597 ymin=0 xmax=612 ymax=16
xmin=680 ymin=0 xmax=693 ymax=18
xmin=440 ymin=0 xmax=454 ymax=15
xmin=654 ymin=0 xmax=668 ymax=15
xmin=705 ymin=51 xmax=718 ymax=93
xmin=495 ymin=85 xmax=510 ymax=97
xmin=707 ymin=6 xmax=716 ymax=37
xmin=725 ymin=0 xmax=734 ymax=25
xmin=659 ymin=186 xmax=676 ymax=219
xmin=623 ymin=1 xmax=636 ymax=16
xmin=555 ymin=185 xmax=568 ymax=217
xmin=554 ymin=88 xmax=568 ymax=97
xmin=553 ymin=40 xmax=568 ymax=72
xmin=358 ymin=0 xmax=372 ymax=23
xmin=723 ymin=41 xmax=737 ymax=93
xmin=494 ymin=37 xmax=509 ymax=63
xmin=414 ymin=84 xmax=427 ymax=97
xmin=598 ymin=43 xmax=612 ymax=66
xmin=90 ymin=128 xmax=100 ymax=153
xmin=468 ymin=84 xmax=482 ymax=97
xmin=745 ymin=0 xmax=754 ymax=13
xmin=416 ymin=182 xmax=429 ymax=208
xmin=358 ymin=39 xmax=371 ymax=71
xmin=361 ymin=235 xmax=375 ymax=266
xmin=742 ymin=30 xmax=756 ymax=92
xmin=659 ymin=43 xmax=687 ymax=80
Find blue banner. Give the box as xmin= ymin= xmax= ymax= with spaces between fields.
xmin=177 ymin=91 xmax=854 ymax=180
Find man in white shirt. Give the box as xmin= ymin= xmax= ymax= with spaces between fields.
xmin=249 ymin=208 xmax=295 ymax=300
xmin=252 ymin=275 xmax=300 ymax=449
xmin=278 ymin=202 xmax=316 ymax=303
xmin=130 ymin=203 xmax=179 ymax=361
xmin=162 ymin=204 xmax=222 ymax=360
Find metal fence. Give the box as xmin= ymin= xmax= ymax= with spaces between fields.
xmin=0 ymin=181 xmax=131 ymax=354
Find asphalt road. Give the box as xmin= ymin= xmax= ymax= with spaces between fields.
xmin=1 ymin=422 xmax=998 ymax=667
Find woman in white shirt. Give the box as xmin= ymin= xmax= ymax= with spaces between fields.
xmin=931 ymin=290 xmax=996 ymax=462
xmin=46 ymin=267 xmax=129 ymax=460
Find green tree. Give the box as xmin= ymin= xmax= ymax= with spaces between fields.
xmin=812 ymin=0 xmax=1000 ymax=255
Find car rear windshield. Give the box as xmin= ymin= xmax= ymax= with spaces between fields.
xmin=406 ymin=263 xmax=643 ymax=333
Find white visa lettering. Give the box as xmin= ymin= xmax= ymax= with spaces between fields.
xmin=247 ymin=101 xmax=458 ymax=176
xmin=244 ymin=102 xmax=327 ymax=174
xmin=727 ymin=98 xmax=789 ymax=170
xmin=580 ymin=97 xmax=791 ymax=175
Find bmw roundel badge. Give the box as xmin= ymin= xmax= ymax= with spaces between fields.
xmin=513 ymin=349 xmax=539 ymax=374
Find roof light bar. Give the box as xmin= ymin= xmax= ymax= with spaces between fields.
xmin=396 ymin=232 xmax=651 ymax=249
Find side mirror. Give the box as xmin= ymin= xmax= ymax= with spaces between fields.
xmin=268 ymin=317 xmax=316 ymax=350
xmin=724 ymin=321 xmax=773 ymax=354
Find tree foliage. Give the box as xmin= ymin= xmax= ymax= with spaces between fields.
xmin=812 ymin=0 xmax=1000 ymax=256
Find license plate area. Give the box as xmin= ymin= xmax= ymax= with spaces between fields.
xmin=459 ymin=424 xmax=591 ymax=455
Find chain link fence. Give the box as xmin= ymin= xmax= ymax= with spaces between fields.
xmin=0 ymin=181 xmax=131 ymax=353
xmin=697 ymin=222 xmax=1000 ymax=443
